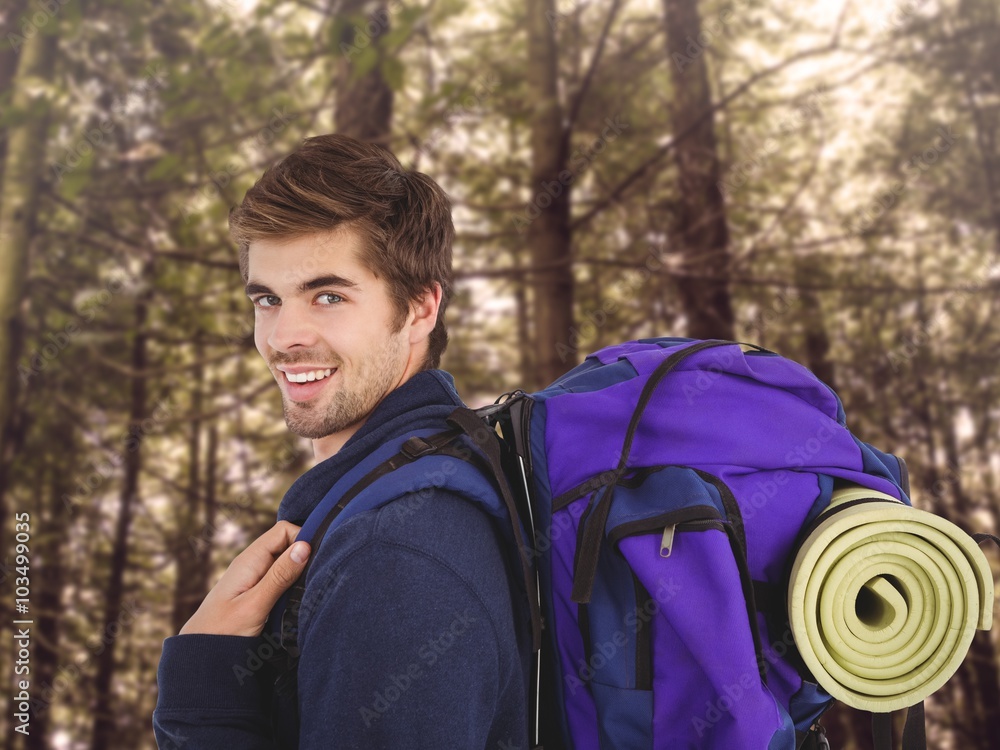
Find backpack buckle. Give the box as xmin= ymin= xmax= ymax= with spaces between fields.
xmin=401 ymin=436 xmax=438 ymax=458
xmin=280 ymin=590 xmax=304 ymax=659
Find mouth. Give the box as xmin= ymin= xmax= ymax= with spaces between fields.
xmin=277 ymin=366 xmax=338 ymax=402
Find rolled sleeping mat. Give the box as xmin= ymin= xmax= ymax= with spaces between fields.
xmin=787 ymin=485 xmax=995 ymax=712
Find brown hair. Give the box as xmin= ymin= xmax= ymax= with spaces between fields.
xmin=229 ymin=134 xmax=455 ymax=370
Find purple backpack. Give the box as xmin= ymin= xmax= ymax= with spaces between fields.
xmin=454 ymin=337 xmax=995 ymax=750
xmin=270 ymin=336 xmax=994 ymax=749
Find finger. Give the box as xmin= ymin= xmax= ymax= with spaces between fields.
xmin=248 ymin=520 xmax=302 ymax=557
xmin=247 ymin=540 xmax=311 ymax=611
xmin=222 ymin=522 xmax=303 ymax=594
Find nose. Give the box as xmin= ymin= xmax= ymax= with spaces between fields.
xmin=266 ymin=301 xmax=319 ymax=352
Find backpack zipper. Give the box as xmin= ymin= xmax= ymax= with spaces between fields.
xmin=610 ymin=483 xmax=768 ymax=691
xmin=621 ymin=518 xmax=724 ymax=692
xmin=691 ymin=471 xmax=768 ymax=683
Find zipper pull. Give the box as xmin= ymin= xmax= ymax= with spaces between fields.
xmin=660 ymin=524 xmax=677 ymax=558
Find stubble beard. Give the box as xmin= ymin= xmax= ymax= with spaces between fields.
xmin=280 ymin=333 xmax=406 ymax=440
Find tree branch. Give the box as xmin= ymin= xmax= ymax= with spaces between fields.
xmin=565 ymin=0 xmax=623 ymax=134
xmin=571 ymin=36 xmax=847 ymax=231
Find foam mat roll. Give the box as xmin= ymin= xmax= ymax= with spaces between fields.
xmin=787 ymin=486 xmax=995 ymax=713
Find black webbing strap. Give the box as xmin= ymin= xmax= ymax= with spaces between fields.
xmin=277 ymin=428 xmax=465 ymax=659
xmin=570 ymin=339 xmax=735 ymax=603
xmin=797 ymin=723 xmax=830 ymax=750
xmin=872 ymin=701 xmax=926 ymax=750
xmin=447 ymin=406 xmax=543 ymax=652
xmin=902 ymin=701 xmax=926 ymax=749
xmin=973 ymin=532 xmax=1000 ymax=548
xmin=872 ymin=712 xmax=891 ymax=749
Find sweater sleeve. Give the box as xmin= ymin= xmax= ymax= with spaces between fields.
xmin=152 ymin=633 xmax=276 ymax=749
xmin=295 ymin=490 xmax=528 ymax=750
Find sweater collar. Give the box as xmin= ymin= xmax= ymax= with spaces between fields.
xmin=276 ymin=369 xmax=465 ymax=524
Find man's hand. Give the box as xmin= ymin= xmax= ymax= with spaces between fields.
xmin=180 ymin=521 xmax=311 ymax=638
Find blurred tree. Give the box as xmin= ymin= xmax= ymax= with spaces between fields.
xmin=0 ymin=9 xmax=59 ymax=540
xmin=0 ymin=0 xmax=28 ymax=184
xmin=0 ymin=0 xmax=997 ymax=747
xmin=662 ymin=0 xmax=734 ymax=340
xmin=525 ymin=0 xmax=575 ymax=388
xmin=335 ymin=0 xmax=395 ymax=143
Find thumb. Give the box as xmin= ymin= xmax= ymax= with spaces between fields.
xmin=257 ymin=541 xmax=311 ymax=606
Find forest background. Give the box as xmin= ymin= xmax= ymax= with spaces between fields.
xmin=0 ymin=0 xmax=998 ymax=747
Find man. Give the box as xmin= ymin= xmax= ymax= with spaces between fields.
xmin=152 ymin=134 xmax=532 ymax=749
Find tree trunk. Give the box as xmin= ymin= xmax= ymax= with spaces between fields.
xmin=0 ymin=0 xmax=30 ymax=191
xmin=0 ymin=23 xmax=58 ymax=748
xmin=795 ymin=265 xmax=836 ymax=390
xmin=26 ymin=462 xmax=71 ymax=750
xmin=526 ymin=0 xmax=574 ymax=388
xmin=197 ymin=420 xmax=219 ymax=597
xmin=0 ymin=6 xmax=59 ymax=636
xmin=335 ymin=0 xmax=394 ymax=145
xmin=662 ymin=0 xmax=735 ymax=340
xmin=89 ymin=293 xmax=149 ymax=750
xmin=515 ymin=267 xmax=534 ymax=386
xmin=0 ymin=14 xmax=58 ymax=459
xmin=171 ymin=339 xmax=204 ymax=633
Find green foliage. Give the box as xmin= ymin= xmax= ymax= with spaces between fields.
xmin=2 ymin=0 xmax=999 ymax=747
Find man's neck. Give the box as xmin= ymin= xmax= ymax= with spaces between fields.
xmin=311 ymin=418 xmax=369 ymax=462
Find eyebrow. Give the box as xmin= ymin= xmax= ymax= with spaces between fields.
xmin=245 ymin=274 xmax=360 ymax=297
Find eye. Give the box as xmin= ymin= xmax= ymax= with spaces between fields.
xmin=252 ymin=295 xmax=280 ymax=308
xmin=316 ymin=293 xmax=344 ymax=305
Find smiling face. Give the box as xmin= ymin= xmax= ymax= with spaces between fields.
xmin=246 ymin=226 xmax=441 ymax=460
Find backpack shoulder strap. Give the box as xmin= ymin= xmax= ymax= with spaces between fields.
xmin=266 ymin=426 xmax=460 ymax=656
xmin=271 ymin=413 xmax=542 ymax=658
xmin=264 ymin=408 xmax=545 ymax=750
xmin=446 ymin=406 xmax=542 ymax=651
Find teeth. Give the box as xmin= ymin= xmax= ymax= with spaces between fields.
xmin=286 ymin=368 xmax=333 ymax=383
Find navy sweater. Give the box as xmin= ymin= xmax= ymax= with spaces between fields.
xmin=153 ymin=370 xmax=532 ymax=749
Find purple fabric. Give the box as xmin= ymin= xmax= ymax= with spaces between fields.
xmin=621 ymin=532 xmax=782 ymax=747
xmin=534 ymin=341 xmax=898 ymax=748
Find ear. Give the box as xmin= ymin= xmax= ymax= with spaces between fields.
xmin=407 ymin=282 xmax=443 ymax=346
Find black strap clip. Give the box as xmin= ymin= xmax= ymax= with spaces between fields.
xmin=401 ymin=436 xmax=439 ymax=459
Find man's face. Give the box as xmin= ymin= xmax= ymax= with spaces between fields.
xmin=246 ymin=227 xmax=414 ymax=446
